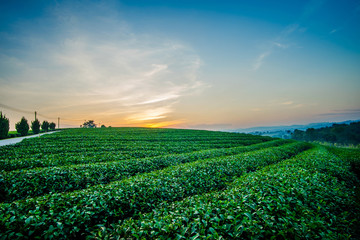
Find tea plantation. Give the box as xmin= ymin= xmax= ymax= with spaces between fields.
xmin=0 ymin=128 xmax=359 ymax=239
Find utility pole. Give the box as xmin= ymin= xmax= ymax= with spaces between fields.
xmin=58 ymin=117 xmax=60 ymax=129
xmin=35 ymin=111 xmax=37 ymax=121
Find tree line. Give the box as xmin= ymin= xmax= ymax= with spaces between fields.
xmin=0 ymin=111 xmax=56 ymax=139
xmin=291 ymin=121 xmax=360 ymax=145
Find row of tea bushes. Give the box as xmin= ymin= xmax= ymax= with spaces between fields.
xmin=0 ymin=130 xmax=271 ymax=171
xmin=0 ymin=139 xmax=290 ymax=202
xmin=0 ymin=142 xmax=309 ymax=239
xmin=0 ymin=128 xmax=270 ymax=158
xmin=327 ymin=146 xmax=360 ymax=180
xmin=100 ymin=147 xmax=358 ymax=239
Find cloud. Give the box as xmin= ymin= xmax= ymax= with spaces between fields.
xmin=330 ymin=29 xmax=338 ymax=34
xmin=126 ymin=107 xmax=171 ymax=121
xmin=251 ymin=0 xmax=326 ymax=71
xmin=301 ymin=0 xmax=327 ymax=20
xmin=328 ymin=2 xmax=360 ymax=36
xmin=144 ymin=64 xmax=168 ymax=77
xmin=252 ymin=51 xmax=271 ymax=71
xmin=187 ymin=123 xmax=233 ymax=131
xmin=0 ymin=1 xmax=205 ymax=127
xmin=273 ymin=42 xmax=289 ymax=49
xmin=319 ymin=109 xmax=360 ymax=117
xmin=280 ymin=101 xmax=303 ymax=109
xmin=281 ymin=24 xmax=300 ymax=36
xmin=137 ymin=93 xmax=180 ymax=105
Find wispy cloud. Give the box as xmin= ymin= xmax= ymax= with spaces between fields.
xmin=281 ymin=24 xmax=300 ymax=36
xmin=0 ymin=1 xmax=205 ymax=127
xmin=328 ymin=2 xmax=360 ymax=35
xmin=273 ymin=42 xmax=289 ymax=49
xmin=252 ymin=0 xmax=326 ymax=71
xmin=252 ymin=51 xmax=271 ymax=70
xmin=187 ymin=123 xmax=233 ymax=131
xmin=319 ymin=109 xmax=360 ymax=117
xmin=330 ymin=29 xmax=338 ymax=34
xmin=144 ymin=64 xmax=168 ymax=77
xmin=251 ymin=100 xmax=304 ymax=112
xmin=281 ymin=101 xmax=294 ymax=105
xmin=280 ymin=101 xmax=303 ymax=109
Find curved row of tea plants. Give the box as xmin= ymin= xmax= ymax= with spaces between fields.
xmin=326 ymin=146 xmax=360 ymax=181
xmin=0 ymin=128 xmax=269 ymax=158
xmin=0 ymin=139 xmax=290 ymax=202
xmin=0 ymin=129 xmax=270 ymax=171
xmin=100 ymin=147 xmax=359 ymax=239
xmin=0 ymin=142 xmax=310 ymax=239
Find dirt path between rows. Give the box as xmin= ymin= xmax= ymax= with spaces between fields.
xmin=0 ymin=131 xmax=59 ymax=147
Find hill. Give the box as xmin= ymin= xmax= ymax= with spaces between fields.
xmin=292 ymin=121 xmax=360 ymax=145
xmin=232 ymin=120 xmax=359 ymax=138
xmin=0 ymin=127 xmax=359 ymax=239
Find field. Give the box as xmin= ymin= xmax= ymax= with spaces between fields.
xmin=0 ymin=127 xmax=359 ymax=239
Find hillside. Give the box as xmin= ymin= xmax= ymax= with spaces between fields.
xmin=0 ymin=128 xmax=359 ymax=239
xmin=292 ymin=121 xmax=360 ymax=145
xmin=233 ymin=120 xmax=360 ymax=139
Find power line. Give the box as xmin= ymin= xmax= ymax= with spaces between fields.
xmin=0 ymin=103 xmax=33 ymax=115
xmin=0 ymin=103 xmax=85 ymax=122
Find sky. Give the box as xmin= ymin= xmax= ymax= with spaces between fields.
xmin=0 ymin=0 xmax=359 ymax=131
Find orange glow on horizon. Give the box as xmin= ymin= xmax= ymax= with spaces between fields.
xmin=144 ymin=120 xmax=184 ymax=128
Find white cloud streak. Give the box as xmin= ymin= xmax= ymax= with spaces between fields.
xmin=252 ymin=0 xmax=326 ymax=71
xmin=252 ymin=51 xmax=271 ymax=71
xmin=281 ymin=101 xmax=294 ymax=105
xmin=0 ymin=2 xmax=205 ymax=127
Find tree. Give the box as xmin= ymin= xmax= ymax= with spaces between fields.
xmin=291 ymin=129 xmax=305 ymax=140
xmin=0 ymin=111 xmax=10 ymax=139
xmin=42 ymin=121 xmax=49 ymax=132
xmin=305 ymin=128 xmax=317 ymax=141
xmin=82 ymin=120 xmax=96 ymax=128
xmin=31 ymin=119 xmax=41 ymax=134
xmin=101 ymin=125 xmax=106 ymax=128
xmin=49 ymin=122 xmax=56 ymax=130
xmin=16 ymin=117 xmax=29 ymax=136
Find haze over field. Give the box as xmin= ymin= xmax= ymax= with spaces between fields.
xmin=1 ymin=0 xmax=359 ymax=130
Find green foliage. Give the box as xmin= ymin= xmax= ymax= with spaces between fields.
xmin=15 ymin=117 xmax=29 ymax=136
xmin=292 ymin=121 xmax=360 ymax=145
xmin=99 ymin=147 xmax=358 ymax=239
xmin=0 ymin=138 xmax=308 ymax=238
xmin=0 ymin=128 xmax=357 ymax=239
xmin=82 ymin=120 xmax=96 ymax=128
xmin=0 ymin=128 xmax=270 ymax=171
xmin=31 ymin=119 xmax=41 ymax=134
xmin=327 ymin=146 xmax=360 ymax=181
xmin=0 ymin=139 xmax=290 ymax=202
xmin=41 ymin=121 xmax=49 ymax=132
xmin=0 ymin=111 xmax=9 ymax=139
xmin=49 ymin=122 xmax=56 ymax=130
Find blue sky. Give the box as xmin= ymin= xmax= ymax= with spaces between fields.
xmin=0 ymin=0 xmax=359 ymax=130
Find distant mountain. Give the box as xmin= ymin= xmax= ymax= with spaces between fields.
xmin=231 ymin=120 xmax=360 ymax=136
xmin=292 ymin=121 xmax=360 ymax=145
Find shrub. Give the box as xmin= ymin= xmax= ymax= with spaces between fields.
xmin=49 ymin=122 xmax=56 ymax=130
xmin=41 ymin=121 xmax=49 ymax=132
xmin=0 ymin=111 xmax=9 ymax=139
xmin=100 ymin=148 xmax=358 ymax=239
xmin=15 ymin=117 xmax=29 ymax=136
xmin=31 ymin=119 xmax=41 ymax=134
